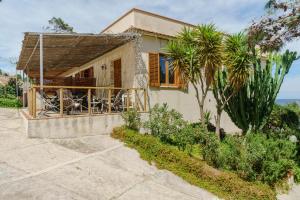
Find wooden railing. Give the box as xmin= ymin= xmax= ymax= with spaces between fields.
xmin=27 ymin=85 xmax=147 ymax=119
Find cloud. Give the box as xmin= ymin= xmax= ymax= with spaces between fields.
xmin=0 ymin=0 xmax=299 ymax=98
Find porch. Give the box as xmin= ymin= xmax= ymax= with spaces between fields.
xmin=16 ymin=32 xmax=148 ymax=138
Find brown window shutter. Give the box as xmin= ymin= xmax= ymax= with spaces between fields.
xmin=175 ymin=69 xmax=187 ymax=89
xmin=148 ymin=53 xmax=160 ymax=87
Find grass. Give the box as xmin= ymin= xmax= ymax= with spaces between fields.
xmin=0 ymin=97 xmax=22 ymax=108
xmin=111 ymin=127 xmax=276 ymax=200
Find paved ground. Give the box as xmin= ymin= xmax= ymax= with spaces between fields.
xmin=0 ymin=108 xmax=217 ymax=200
xmin=278 ymin=185 xmax=300 ymax=200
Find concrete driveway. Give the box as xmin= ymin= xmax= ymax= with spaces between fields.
xmin=0 ymin=108 xmax=217 ymax=200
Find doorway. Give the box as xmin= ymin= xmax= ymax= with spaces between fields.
xmin=113 ymin=59 xmax=122 ymax=95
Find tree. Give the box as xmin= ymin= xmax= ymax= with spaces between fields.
xmin=195 ymin=24 xmax=223 ymax=126
xmin=166 ymin=25 xmax=223 ymax=127
xmin=45 ymin=17 xmax=75 ymax=33
xmin=248 ymin=0 xmax=300 ymax=51
xmin=213 ymin=33 xmax=252 ymax=136
xmin=166 ymin=27 xmax=202 ymax=122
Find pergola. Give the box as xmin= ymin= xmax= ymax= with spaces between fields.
xmin=17 ymin=32 xmax=139 ymax=80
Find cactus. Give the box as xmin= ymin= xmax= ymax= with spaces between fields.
xmin=221 ymin=50 xmax=298 ymax=133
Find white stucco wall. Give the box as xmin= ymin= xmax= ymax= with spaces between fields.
xmin=102 ymin=11 xmax=135 ymax=34
xmin=63 ymin=41 xmax=137 ymax=90
xmin=133 ymin=11 xmax=190 ymax=37
xmin=102 ymin=9 xmax=193 ymax=37
xmin=141 ymin=35 xmax=240 ymax=133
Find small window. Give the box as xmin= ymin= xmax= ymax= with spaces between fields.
xmin=159 ymin=54 xmax=175 ymax=85
xmin=149 ymin=52 xmax=185 ymax=88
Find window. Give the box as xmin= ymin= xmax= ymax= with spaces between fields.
xmin=159 ymin=54 xmax=175 ymax=85
xmin=149 ymin=53 xmax=185 ymax=88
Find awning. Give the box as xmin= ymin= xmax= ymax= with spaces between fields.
xmin=17 ymin=32 xmax=138 ymax=78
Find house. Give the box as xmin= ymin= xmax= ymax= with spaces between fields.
xmin=17 ymin=8 xmax=239 ymax=138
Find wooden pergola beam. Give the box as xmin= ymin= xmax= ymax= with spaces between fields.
xmin=17 ymin=32 xmax=138 ymax=78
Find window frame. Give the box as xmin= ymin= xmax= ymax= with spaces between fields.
xmin=159 ymin=53 xmax=178 ymax=88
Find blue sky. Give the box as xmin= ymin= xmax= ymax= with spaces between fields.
xmin=0 ymin=0 xmax=299 ymax=98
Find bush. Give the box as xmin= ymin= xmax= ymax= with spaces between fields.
xmin=145 ymin=104 xmax=207 ymax=153
xmin=201 ymin=132 xmax=299 ymax=185
xmin=264 ymin=104 xmax=300 ymax=139
xmin=144 ymin=103 xmax=186 ymax=143
xmin=219 ymin=136 xmax=243 ymax=171
xmin=0 ymin=78 xmax=23 ymax=98
xmin=201 ymin=133 xmax=221 ymax=167
xmin=121 ymin=108 xmax=141 ymax=130
xmin=293 ymin=166 xmax=300 ymax=182
xmin=0 ymin=98 xmax=22 ymax=108
xmin=173 ymin=123 xmax=205 ymax=154
xmin=111 ymin=127 xmax=276 ymax=200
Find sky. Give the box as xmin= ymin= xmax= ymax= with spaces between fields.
xmin=0 ymin=0 xmax=299 ymax=98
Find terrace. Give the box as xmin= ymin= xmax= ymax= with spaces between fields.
xmin=17 ymin=32 xmax=147 ymax=138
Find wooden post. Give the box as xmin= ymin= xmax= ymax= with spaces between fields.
xmin=28 ymin=89 xmax=32 ymax=115
xmin=134 ymin=89 xmax=138 ymax=111
xmin=60 ymin=88 xmax=63 ymax=117
xmin=108 ymin=89 xmax=111 ymax=113
xmin=127 ymin=89 xmax=130 ymax=111
xmin=88 ymin=89 xmax=91 ymax=115
xmin=39 ymin=34 xmax=44 ymax=110
xmin=32 ymin=87 xmax=36 ymax=118
xmin=144 ymin=88 xmax=147 ymax=112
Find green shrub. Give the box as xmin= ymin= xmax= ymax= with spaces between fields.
xmin=293 ymin=166 xmax=300 ymax=182
xmin=264 ymin=104 xmax=300 ymax=139
xmin=201 ymin=133 xmax=221 ymax=167
xmin=0 ymin=78 xmax=23 ymax=98
xmin=0 ymin=98 xmax=22 ymax=108
xmin=111 ymin=127 xmax=276 ymax=200
xmin=262 ymin=159 xmax=295 ymax=184
xmin=121 ymin=108 xmax=141 ymax=130
xmin=144 ymin=103 xmax=186 ymax=143
xmin=219 ymin=136 xmax=243 ymax=171
xmin=237 ymin=134 xmax=267 ymax=181
xmin=173 ymin=123 xmax=200 ymax=154
xmin=200 ymin=132 xmax=299 ymax=185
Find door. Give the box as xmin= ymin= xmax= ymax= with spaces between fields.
xmin=113 ymin=59 xmax=122 ymax=94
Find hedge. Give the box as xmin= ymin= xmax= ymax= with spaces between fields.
xmin=111 ymin=127 xmax=276 ymax=200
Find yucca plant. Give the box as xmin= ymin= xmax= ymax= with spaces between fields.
xmin=166 ymin=24 xmax=223 ymax=126
xmin=166 ymin=27 xmax=202 ymax=123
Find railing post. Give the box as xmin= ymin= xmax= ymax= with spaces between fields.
xmin=60 ymin=88 xmax=63 ymax=117
xmin=88 ymin=89 xmax=91 ymax=115
xmin=144 ymin=88 xmax=147 ymax=112
xmin=127 ymin=89 xmax=130 ymax=111
xmin=108 ymin=89 xmax=111 ymax=113
xmin=28 ymin=88 xmax=32 ymax=116
xmin=32 ymin=87 xmax=36 ymax=118
xmin=134 ymin=89 xmax=138 ymax=111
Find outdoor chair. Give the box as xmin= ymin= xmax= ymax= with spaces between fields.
xmin=40 ymin=93 xmax=59 ymax=116
xmin=111 ymin=90 xmax=125 ymax=112
xmin=57 ymin=89 xmax=83 ymax=115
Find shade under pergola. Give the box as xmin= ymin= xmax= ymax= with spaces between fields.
xmin=17 ymin=32 xmax=138 ymax=78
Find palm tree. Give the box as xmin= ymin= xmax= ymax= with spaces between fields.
xmin=166 ymin=27 xmax=202 ymax=121
xmin=213 ymin=33 xmax=252 ymax=137
xmin=167 ymin=25 xmax=223 ymax=127
xmin=194 ymin=24 xmax=223 ymax=126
